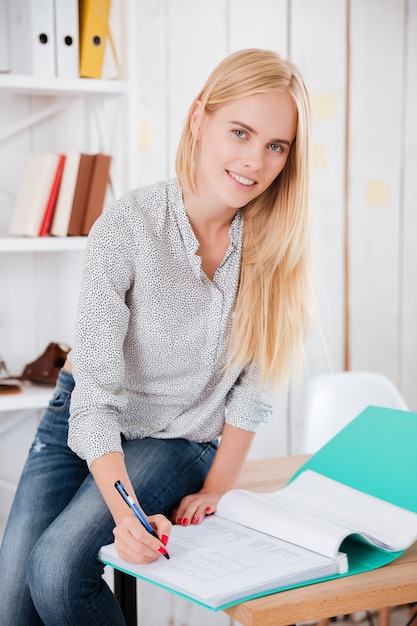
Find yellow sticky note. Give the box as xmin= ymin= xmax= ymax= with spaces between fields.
xmin=137 ymin=122 xmax=151 ymax=151
xmin=311 ymin=143 xmax=327 ymax=169
xmin=366 ymin=180 xmax=389 ymax=206
xmin=312 ymin=93 xmax=335 ymax=121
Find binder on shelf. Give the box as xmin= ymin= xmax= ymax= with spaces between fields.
xmin=67 ymin=153 xmax=96 ymax=236
xmin=8 ymin=153 xmax=61 ymax=237
xmin=38 ymin=154 xmax=66 ymax=236
xmin=9 ymin=0 xmax=56 ymax=77
xmin=79 ymin=0 xmax=112 ymax=79
xmin=81 ymin=154 xmax=112 ymax=235
xmin=50 ymin=152 xmax=82 ymax=237
xmin=54 ymin=0 xmax=79 ymax=78
xmin=0 ymin=0 xmax=11 ymax=73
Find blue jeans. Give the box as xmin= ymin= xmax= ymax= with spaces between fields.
xmin=0 ymin=369 xmax=217 ymax=625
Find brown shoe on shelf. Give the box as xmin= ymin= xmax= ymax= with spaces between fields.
xmin=0 ymin=357 xmax=22 ymax=394
xmin=19 ymin=342 xmax=70 ymax=386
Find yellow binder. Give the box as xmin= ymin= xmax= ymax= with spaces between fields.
xmin=79 ymin=0 xmax=112 ymax=78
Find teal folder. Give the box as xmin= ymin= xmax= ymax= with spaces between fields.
xmin=100 ymin=406 xmax=417 ymax=610
xmin=292 ymin=405 xmax=417 ymax=574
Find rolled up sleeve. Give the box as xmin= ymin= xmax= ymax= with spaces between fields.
xmin=225 ymin=365 xmax=273 ymax=432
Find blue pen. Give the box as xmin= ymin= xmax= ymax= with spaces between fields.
xmin=114 ymin=481 xmax=170 ymax=559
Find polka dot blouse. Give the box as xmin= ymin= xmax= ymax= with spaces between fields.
xmin=68 ymin=178 xmax=272 ymax=468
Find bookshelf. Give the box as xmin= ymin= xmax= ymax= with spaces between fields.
xmin=0 ymin=386 xmax=52 ymax=413
xmin=0 ymin=74 xmax=129 ymax=96
xmin=0 ymin=0 xmax=137 ymax=513
xmin=0 ymin=236 xmax=87 ymax=253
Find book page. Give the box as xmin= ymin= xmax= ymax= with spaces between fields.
xmin=263 ymin=470 xmax=417 ymax=551
xmin=100 ymin=515 xmax=343 ymax=609
xmin=217 ymin=485 xmax=352 ymax=559
xmin=217 ymin=470 xmax=417 ymax=556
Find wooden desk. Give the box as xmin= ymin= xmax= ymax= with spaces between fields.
xmin=114 ymin=455 xmax=417 ymax=626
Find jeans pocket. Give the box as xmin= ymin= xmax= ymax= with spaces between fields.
xmin=48 ymin=387 xmax=71 ymax=413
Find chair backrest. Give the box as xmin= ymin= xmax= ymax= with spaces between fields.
xmin=301 ymin=371 xmax=409 ymax=453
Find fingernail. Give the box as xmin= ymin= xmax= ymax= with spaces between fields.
xmin=182 ymin=518 xmax=189 ymax=525
xmin=158 ymin=546 xmax=168 ymax=555
xmin=176 ymin=517 xmax=182 ymax=525
xmin=192 ymin=517 xmax=200 ymax=524
xmin=161 ymin=534 xmax=169 ymax=546
xmin=205 ymin=507 xmax=212 ymax=514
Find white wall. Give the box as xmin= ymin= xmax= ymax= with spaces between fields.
xmin=1 ymin=1 xmax=416 ymax=624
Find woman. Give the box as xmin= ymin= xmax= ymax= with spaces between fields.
xmin=0 ymin=48 xmax=314 ymax=625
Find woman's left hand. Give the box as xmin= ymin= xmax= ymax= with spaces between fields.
xmin=171 ymin=425 xmax=255 ymax=526
xmin=172 ymin=425 xmax=256 ymax=525
xmin=171 ymin=490 xmax=221 ymax=526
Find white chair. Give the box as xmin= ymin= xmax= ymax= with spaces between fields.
xmin=301 ymin=370 xmax=409 ymax=626
xmin=301 ymin=370 xmax=409 ymax=454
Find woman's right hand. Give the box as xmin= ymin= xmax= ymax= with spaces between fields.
xmin=89 ymin=452 xmax=171 ymax=563
xmin=113 ymin=513 xmax=171 ymax=564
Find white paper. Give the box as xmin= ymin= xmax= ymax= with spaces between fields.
xmin=100 ymin=515 xmax=342 ymax=608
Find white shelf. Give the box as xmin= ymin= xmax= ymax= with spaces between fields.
xmin=0 ymin=74 xmax=128 ymax=97
xmin=0 ymin=237 xmax=87 ymax=252
xmin=0 ymin=385 xmax=51 ymax=412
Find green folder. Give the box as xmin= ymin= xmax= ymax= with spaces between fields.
xmin=291 ymin=405 xmax=417 ymax=573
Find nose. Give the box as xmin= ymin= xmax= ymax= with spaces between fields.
xmin=242 ymin=142 xmax=264 ymax=171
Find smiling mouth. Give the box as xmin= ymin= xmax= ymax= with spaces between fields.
xmin=228 ymin=171 xmax=256 ymax=186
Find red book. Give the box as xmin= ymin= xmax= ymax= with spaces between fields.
xmin=38 ymin=154 xmax=66 ymax=236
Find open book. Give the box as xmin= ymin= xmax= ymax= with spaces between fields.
xmin=99 ymin=467 xmax=417 ymax=610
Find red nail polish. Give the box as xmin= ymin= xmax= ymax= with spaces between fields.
xmin=176 ymin=518 xmax=182 ymax=525
xmin=182 ymin=518 xmax=189 ymax=525
xmin=192 ymin=517 xmax=200 ymax=524
xmin=205 ymin=507 xmax=212 ymax=514
xmin=161 ymin=534 xmax=169 ymax=546
xmin=158 ymin=546 xmax=168 ymax=555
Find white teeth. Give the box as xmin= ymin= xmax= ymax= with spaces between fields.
xmin=229 ymin=171 xmax=255 ymax=186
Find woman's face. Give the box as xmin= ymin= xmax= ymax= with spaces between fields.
xmin=191 ymin=91 xmax=297 ymax=213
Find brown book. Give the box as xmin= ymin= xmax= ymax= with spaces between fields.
xmin=67 ymin=153 xmax=96 ymax=236
xmin=81 ymin=154 xmax=112 ymax=235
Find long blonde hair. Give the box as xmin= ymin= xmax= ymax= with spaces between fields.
xmin=176 ymin=49 xmax=314 ymax=391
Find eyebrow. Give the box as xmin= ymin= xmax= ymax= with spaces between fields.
xmin=229 ymin=120 xmax=292 ymax=146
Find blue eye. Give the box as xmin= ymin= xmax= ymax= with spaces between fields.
xmin=233 ymin=129 xmax=247 ymax=139
xmin=270 ymin=143 xmax=283 ymax=153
